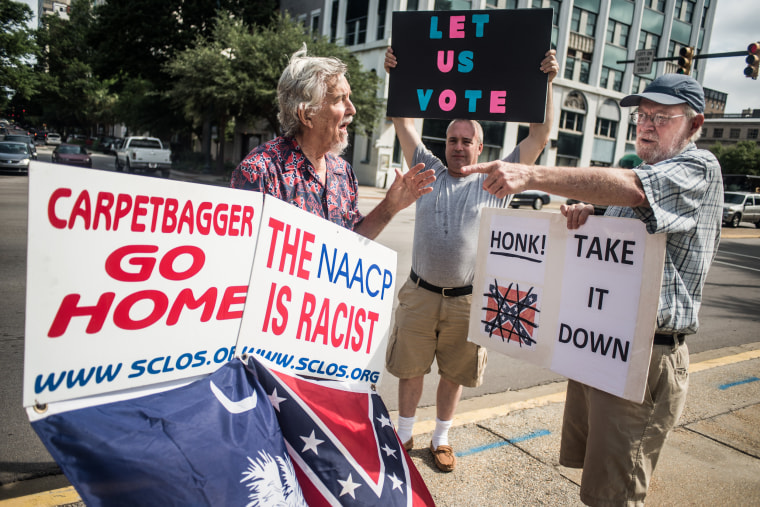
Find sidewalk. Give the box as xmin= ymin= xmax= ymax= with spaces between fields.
xmin=3 ymin=343 xmax=759 ymax=506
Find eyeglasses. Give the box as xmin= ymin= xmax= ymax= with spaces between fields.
xmin=630 ymin=111 xmax=685 ymax=126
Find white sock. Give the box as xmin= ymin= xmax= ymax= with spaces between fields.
xmin=432 ymin=418 xmax=453 ymax=448
xmin=396 ymin=415 xmax=415 ymax=444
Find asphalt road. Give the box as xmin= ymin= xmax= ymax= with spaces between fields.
xmin=1 ymin=147 xmax=759 ymax=495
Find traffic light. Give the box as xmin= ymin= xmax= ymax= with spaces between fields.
xmin=745 ymin=42 xmax=760 ymax=80
xmin=677 ymin=46 xmax=694 ymax=75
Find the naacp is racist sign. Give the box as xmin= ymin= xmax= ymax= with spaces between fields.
xmin=468 ymin=209 xmax=666 ymax=403
xmin=24 ymin=162 xmax=397 ymax=407
xmin=237 ymin=196 xmax=397 ymax=387
xmin=386 ymin=9 xmax=553 ymax=122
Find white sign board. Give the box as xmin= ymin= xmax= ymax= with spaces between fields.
xmin=24 ymin=163 xmax=263 ymax=406
xmin=634 ymin=49 xmax=655 ymax=75
xmin=236 ymin=197 xmax=397 ymax=387
xmin=468 ymin=209 xmax=666 ymax=403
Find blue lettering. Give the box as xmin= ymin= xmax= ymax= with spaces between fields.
xmin=417 ymin=89 xmax=433 ymax=111
xmin=458 ymin=51 xmax=474 ymax=72
xmin=429 ymin=16 xmax=442 ymax=39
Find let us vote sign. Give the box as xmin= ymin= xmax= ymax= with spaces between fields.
xmin=386 ymin=9 xmax=553 ymax=122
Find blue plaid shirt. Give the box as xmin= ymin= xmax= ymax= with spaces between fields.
xmin=605 ymin=143 xmax=722 ymax=335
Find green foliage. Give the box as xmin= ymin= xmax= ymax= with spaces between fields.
xmin=708 ymin=141 xmax=760 ymax=176
xmin=0 ymin=0 xmax=38 ymax=109
xmin=165 ymin=12 xmax=383 ymax=138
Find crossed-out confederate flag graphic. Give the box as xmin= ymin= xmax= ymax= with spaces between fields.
xmin=250 ymin=357 xmax=435 ymax=507
xmin=481 ymin=279 xmax=540 ymax=347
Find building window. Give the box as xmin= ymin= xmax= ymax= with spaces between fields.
xmin=571 ymin=7 xmax=597 ymax=37
xmin=627 ymin=123 xmax=637 ymax=141
xmin=560 ymin=111 xmax=585 ymax=132
xmin=601 ymin=67 xmax=623 ymax=92
xmin=645 ymin=0 xmax=665 ymax=12
xmin=407 ymin=0 xmax=419 ymax=10
xmin=311 ymin=11 xmax=320 ymax=34
xmin=565 ymin=49 xmax=592 ymax=84
xmin=607 ymin=20 xmax=630 ymax=47
xmin=730 ymin=128 xmax=741 ymax=139
xmin=595 ymin=118 xmax=618 ymax=138
xmin=377 ymin=0 xmax=387 ymax=40
xmin=638 ymin=31 xmax=660 ymax=53
xmin=345 ymin=0 xmax=368 ymax=46
xmin=748 ymin=129 xmax=759 ymax=140
xmin=675 ymin=0 xmax=695 ymax=23
xmin=713 ymin=128 xmax=723 ymax=138
xmin=330 ymin=0 xmax=338 ymax=42
xmin=434 ymin=0 xmax=472 ymax=10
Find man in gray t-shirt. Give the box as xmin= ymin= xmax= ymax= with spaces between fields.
xmin=383 ymin=47 xmax=558 ymax=472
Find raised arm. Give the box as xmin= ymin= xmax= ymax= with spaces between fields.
xmin=517 ymin=49 xmax=558 ymax=165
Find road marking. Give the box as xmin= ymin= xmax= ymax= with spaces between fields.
xmin=457 ymin=429 xmax=551 ymax=457
xmin=719 ymin=376 xmax=759 ymax=390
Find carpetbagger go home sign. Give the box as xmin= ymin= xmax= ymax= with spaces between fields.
xmin=386 ymin=9 xmax=553 ymax=123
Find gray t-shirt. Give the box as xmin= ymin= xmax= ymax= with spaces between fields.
xmin=410 ymin=143 xmax=517 ymax=287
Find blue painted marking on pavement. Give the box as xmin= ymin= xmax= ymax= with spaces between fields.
xmin=456 ymin=429 xmax=551 ymax=457
xmin=719 ymin=376 xmax=759 ymax=390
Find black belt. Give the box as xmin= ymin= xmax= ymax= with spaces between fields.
xmin=410 ymin=270 xmax=472 ymax=297
xmin=653 ymin=333 xmax=685 ymax=346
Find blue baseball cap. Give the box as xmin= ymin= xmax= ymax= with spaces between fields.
xmin=620 ymin=74 xmax=705 ymax=114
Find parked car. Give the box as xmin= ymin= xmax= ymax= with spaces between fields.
xmin=3 ymin=133 xmax=37 ymax=159
xmin=723 ymin=191 xmax=760 ymax=228
xmin=115 ymin=136 xmax=172 ymax=178
xmin=46 ymin=133 xmax=62 ymax=145
xmin=565 ymin=198 xmax=608 ymax=216
xmin=52 ymin=144 xmax=92 ymax=168
xmin=510 ymin=190 xmax=551 ymax=210
xmin=0 ymin=141 xmax=32 ymax=174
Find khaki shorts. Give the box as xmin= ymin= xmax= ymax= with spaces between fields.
xmin=385 ymin=278 xmax=487 ymax=388
xmin=559 ymin=341 xmax=689 ymax=506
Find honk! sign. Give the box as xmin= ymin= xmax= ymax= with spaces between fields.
xmin=24 ymin=163 xmax=396 ymax=407
xmin=468 ymin=209 xmax=666 ymax=403
xmin=386 ymin=9 xmax=552 ymax=122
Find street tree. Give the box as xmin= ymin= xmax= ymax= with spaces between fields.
xmin=0 ymin=0 xmax=38 ymax=114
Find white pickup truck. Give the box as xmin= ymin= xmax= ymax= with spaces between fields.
xmin=115 ymin=136 xmax=172 ymax=178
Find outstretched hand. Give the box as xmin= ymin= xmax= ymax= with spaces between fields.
xmin=384 ymin=47 xmax=397 ymax=74
xmin=459 ymin=160 xmax=530 ymax=199
xmin=385 ymin=162 xmax=435 ymax=212
xmin=541 ymin=49 xmax=559 ymax=82
xmin=560 ymin=203 xmax=595 ymax=229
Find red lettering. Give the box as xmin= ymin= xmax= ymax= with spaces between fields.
xmin=114 ymin=193 xmax=132 ymax=230
xmin=266 ymin=217 xmax=286 ymax=269
xmin=113 ymin=290 xmax=168 ymax=330
xmin=68 ymin=190 xmax=92 ymax=230
xmin=196 ymin=202 xmax=211 ymax=235
xmin=313 ymin=297 xmax=330 ymax=345
xmin=105 ymin=245 xmax=158 ymax=282
xmin=228 ymin=204 xmax=241 ymax=236
xmin=131 ymin=195 xmax=149 ymax=232
xmin=213 ymin=203 xmax=228 ymax=236
xmin=162 ymin=198 xmax=178 ymax=233
xmin=178 ymin=200 xmax=195 ymax=234
xmin=94 ymin=192 xmax=114 ymax=230
xmin=241 ymin=206 xmax=255 ymax=237
xmin=158 ymin=245 xmax=205 ymax=281
xmin=331 ymin=302 xmax=347 ymax=348
xmin=48 ymin=292 xmax=115 ymax=337
xmin=148 ymin=196 xmax=164 ymax=232
xmin=263 ymin=282 xmax=290 ymax=334
xmin=216 ymin=285 xmax=248 ymax=320
xmin=297 ymin=291 xmax=316 ymax=340
xmin=47 ymin=187 xmax=71 ymax=229
xmin=167 ymin=287 xmax=217 ymax=325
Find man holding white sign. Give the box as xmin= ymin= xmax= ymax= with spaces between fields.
xmin=231 ymin=45 xmax=435 ymax=239
xmin=460 ymin=74 xmax=722 ymax=505
xmin=383 ymin=46 xmax=558 ymax=472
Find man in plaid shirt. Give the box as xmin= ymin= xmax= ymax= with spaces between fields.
xmin=459 ymin=73 xmax=722 ymax=506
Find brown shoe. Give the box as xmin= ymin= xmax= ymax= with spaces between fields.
xmin=429 ymin=442 xmax=456 ymax=472
xmin=403 ymin=437 xmax=413 ymax=451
